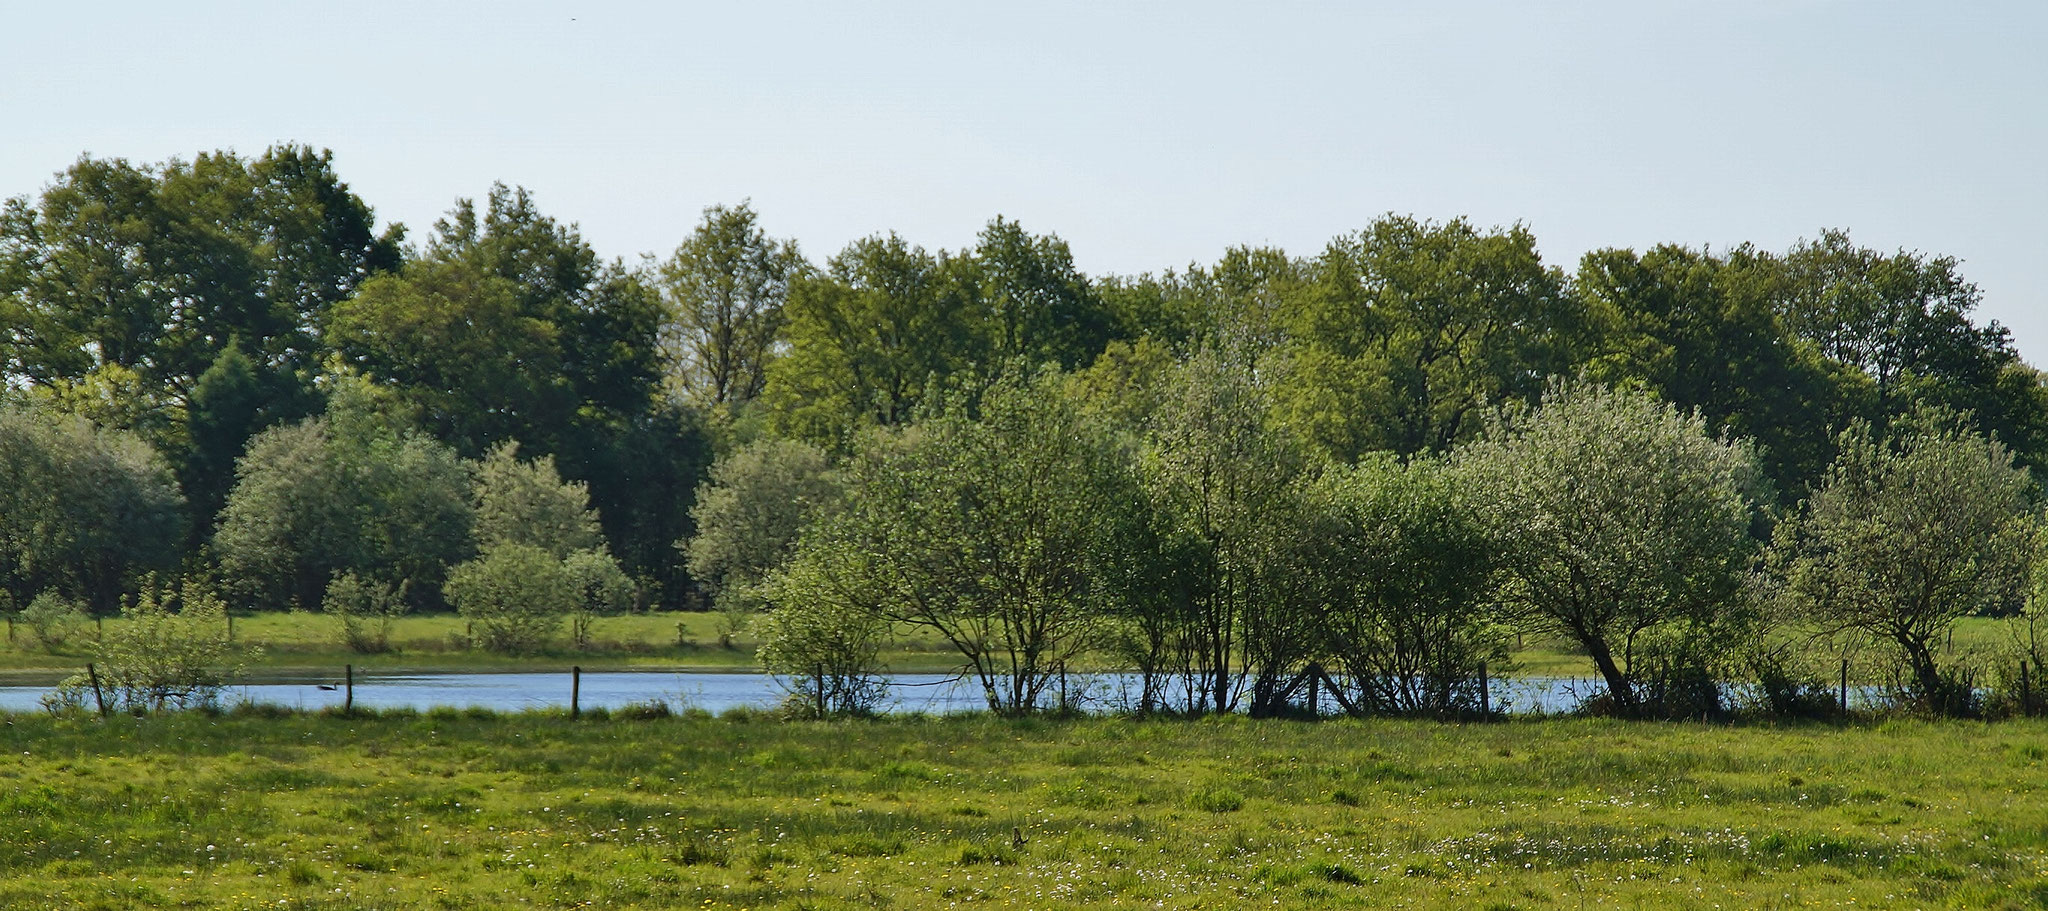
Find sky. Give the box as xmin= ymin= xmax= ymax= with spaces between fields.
xmin=6 ymin=1 xmax=2045 ymax=359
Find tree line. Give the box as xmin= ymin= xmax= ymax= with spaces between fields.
xmin=3 ymin=145 xmax=2044 ymax=717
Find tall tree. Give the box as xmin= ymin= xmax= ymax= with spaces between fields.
xmin=761 ymin=233 xmax=981 ymax=445
xmin=657 ymin=202 xmax=806 ymax=411
xmin=1454 ymin=380 xmax=1765 ymax=717
xmin=1774 ymin=412 xmax=2034 ymax=713
xmin=961 ymin=216 xmax=1116 ymax=370
xmin=0 ymin=147 xmax=398 ymax=415
xmin=1577 ymin=243 xmax=1859 ymax=495
xmin=1275 ymin=216 xmax=1587 ymax=462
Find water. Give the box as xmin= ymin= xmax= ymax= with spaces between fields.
xmin=0 ymin=670 xmax=1893 ymax=715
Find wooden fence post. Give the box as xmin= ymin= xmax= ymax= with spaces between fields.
xmin=1839 ymin=659 xmax=1850 ymax=715
xmin=1480 ymin=662 xmax=1491 ymax=718
xmin=345 ymin=664 xmax=354 ymax=714
xmin=571 ymin=666 xmax=582 ymax=719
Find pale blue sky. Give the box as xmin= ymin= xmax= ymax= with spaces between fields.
xmin=6 ymin=2 xmax=2044 ymax=358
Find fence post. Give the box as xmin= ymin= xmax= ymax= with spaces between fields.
xmin=1480 ymin=662 xmax=1491 ymax=718
xmin=345 ymin=663 xmax=354 ymax=714
xmin=571 ymin=665 xmax=582 ymax=719
xmin=1839 ymin=659 xmax=1850 ymax=715
xmin=86 ymin=662 xmax=109 ymax=718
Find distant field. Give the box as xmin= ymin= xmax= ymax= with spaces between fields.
xmin=3 ymin=712 xmax=2045 ymax=910
xmin=0 ymin=611 xmax=962 ymax=681
xmin=2 ymin=610 xmax=2031 ymax=689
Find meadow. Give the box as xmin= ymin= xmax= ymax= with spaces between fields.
xmin=4 ymin=710 xmax=2046 ymax=910
xmin=1 ymin=610 xmax=2029 ymax=683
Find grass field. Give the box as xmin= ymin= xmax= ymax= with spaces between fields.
xmin=3 ymin=711 xmax=2045 ymax=909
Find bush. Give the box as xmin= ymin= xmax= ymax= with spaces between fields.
xmin=46 ymin=577 xmax=247 ymax=713
xmin=21 ymin=591 xmax=87 ymax=651
xmin=321 ymin=572 xmax=408 ymax=654
xmin=445 ymin=544 xmax=571 ymax=655
xmin=757 ymin=567 xmax=889 ymax=718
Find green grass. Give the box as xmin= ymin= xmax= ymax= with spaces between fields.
xmin=0 ymin=611 xmax=2032 ymax=688
xmin=0 ymin=611 xmax=967 ymax=681
xmin=3 ymin=711 xmax=2046 ymax=909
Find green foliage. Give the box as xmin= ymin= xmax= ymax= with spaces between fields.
xmin=1578 ymin=243 xmax=1860 ymax=496
xmin=1455 ymin=380 xmax=1766 ymax=717
xmin=471 ymin=442 xmax=603 ymax=557
xmin=656 ymin=202 xmax=807 ymax=410
xmin=770 ymin=366 xmax=1136 ymax=715
xmin=0 ymin=405 xmax=184 ymax=614
xmin=1776 ymin=411 xmax=2035 ymax=714
xmin=1275 ymin=216 xmax=1587 ymax=461
xmin=756 ymin=568 xmax=889 ymax=718
xmin=561 ymin=548 xmax=633 ymax=649
xmin=1140 ymin=349 xmax=1311 ymax=715
xmin=686 ymin=438 xmax=840 ymax=636
xmin=444 ymin=544 xmax=573 ymax=656
xmin=320 ymin=571 xmax=408 ymax=655
xmin=1308 ymin=454 xmax=1505 ymax=717
xmin=213 ymin=390 xmax=474 ymax=610
xmin=0 ymin=147 xmax=397 ymax=463
xmin=49 ymin=576 xmax=245 ymax=712
xmin=20 ymin=590 xmax=86 ymax=651
xmin=762 ymin=233 xmax=981 ymax=444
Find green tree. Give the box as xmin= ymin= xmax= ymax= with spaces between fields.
xmin=1309 ymin=454 xmax=1503 ymax=717
xmin=1576 ymin=244 xmax=1861 ymax=495
xmin=49 ymin=577 xmax=244 ymax=713
xmin=0 ymin=147 xmax=398 ymax=457
xmin=657 ymin=202 xmax=807 ymax=410
xmin=213 ymin=386 xmax=474 ymax=611
xmin=471 ymin=442 xmax=604 ymax=557
xmin=1774 ymin=413 xmax=2034 ymax=713
xmin=685 ymin=439 xmax=840 ymax=615
xmin=769 ymin=366 xmax=1133 ymax=715
xmin=761 ymin=234 xmax=982 ymax=445
xmin=1454 ymin=380 xmax=1765 ymax=717
xmin=1275 ymin=216 xmax=1587 ymax=461
xmin=1142 ymin=350 xmax=1312 ymax=715
xmin=756 ymin=551 xmax=890 ymax=718
xmin=328 ymin=184 xmax=701 ymax=599
xmin=0 ymin=406 xmax=184 ymax=614
xmin=467 ymin=442 xmax=630 ymax=647
xmin=321 ymin=571 xmax=408 ymax=654
xmin=961 ymin=216 xmax=1116 ymax=369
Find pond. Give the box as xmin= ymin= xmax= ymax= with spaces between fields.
xmin=0 ymin=669 xmax=1889 ymax=715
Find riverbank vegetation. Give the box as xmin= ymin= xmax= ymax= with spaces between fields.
xmin=3 ymin=712 xmax=2046 ymax=910
xmin=6 ymin=146 xmax=2048 ymax=720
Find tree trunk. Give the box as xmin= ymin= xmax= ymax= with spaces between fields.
xmin=1584 ymin=636 xmax=1637 ymax=716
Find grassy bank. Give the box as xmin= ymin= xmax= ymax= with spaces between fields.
xmin=2 ymin=611 xmax=2029 ymax=684
xmin=0 ymin=612 xmax=966 ymax=681
xmin=3 ymin=711 xmax=2045 ymax=909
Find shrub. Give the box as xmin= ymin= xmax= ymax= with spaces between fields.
xmin=46 ymin=577 xmax=247 ymax=713
xmin=321 ymin=572 xmax=408 ymax=654
xmin=445 ymin=544 xmax=571 ymax=655
xmin=21 ymin=591 xmax=87 ymax=651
